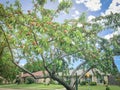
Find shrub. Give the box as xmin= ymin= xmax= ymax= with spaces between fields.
xmin=80 ymin=81 xmax=87 ymax=85
xmin=50 ymin=80 xmax=58 ymax=85
xmin=15 ymin=77 xmax=21 ymax=84
xmin=66 ymin=80 xmax=71 ymax=84
xmin=106 ymin=86 xmax=110 ymax=90
xmin=90 ymin=82 xmax=97 ymax=86
xmin=25 ymin=77 xmax=35 ymax=84
xmin=0 ymin=78 xmax=3 ymax=84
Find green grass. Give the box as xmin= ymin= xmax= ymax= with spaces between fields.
xmin=0 ymin=84 xmax=120 ymax=90
xmin=79 ymin=85 xmax=120 ymax=90
xmin=0 ymin=84 xmax=63 ymax=90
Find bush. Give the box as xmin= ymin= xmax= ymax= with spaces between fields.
xmin=0 ymin=78 xmax=3 ymax=84
xmin=80 ymin=81 xmax=87 ymax=85
xmin=15 ymin=77 xmax=21 ymax=84
xmin=90 ymin=82 xmax=97 ymax=86
xmin=25 ymin=77 xmax=35 ymax=84
xmin=49 ymin=80 xmax=58 ymax=85
xmin=106 ymin=85 xmax=110 ymax=90
xmin=66 ymin=80 xmax=71 ymax=84
xmin=106 ymin=86 xmax=110 ymax=90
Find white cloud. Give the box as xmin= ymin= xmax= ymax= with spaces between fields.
xmin=76 ymin=0 xmax=86 ymax=4
xmin=72 ymin=10 xmax=80 ymax=19
xmin=75 ymin=10 xmax=80 ymax=15
xmin=75 ymin=0 xmax=102 ymax=11
xmin=87 ymin=15 xmax=95 ymax=22
xmin=58 ymin=0 xmax=71 ymax=3
xmin=102 ymin=0 xmax=120 ymax=16
xmin=61 ymin=11 xmax=67 ymax=15
xmin=71 ymin=7 xmax=76 ymax=10
xmin=74 ymin=16 xmax=79 ymax=20
xmin=58 ymin=0 xmax=63 ymax=3
xmin=104 ymin=28 xmax=120 ymax=40
xmin=77 ymin=23 xmax=83 ymax=27
xmin=85 ymin=0 xmax=102 ymax=11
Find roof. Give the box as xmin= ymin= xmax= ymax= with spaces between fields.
xmin=0 ymin=76 xmax=4 ymax=79
xmin=21 ymin=68 xmax=108 ymax=78
xmin=21 ymin=71 xmax=48 ymax=78
xmin=58 ymin=68 xmax=107 ymax=76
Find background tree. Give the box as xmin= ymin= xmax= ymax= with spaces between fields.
xmin=0 ymin=0 xmax=119 ymax=90
xmin=0 ymin=49 xmax=19 ymax=83
xmin=0 ymin=28 xmax=19 ymax=83
xmin=24 ymin=60 xmax=45 ymax=72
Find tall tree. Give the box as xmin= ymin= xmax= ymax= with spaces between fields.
xmin=0 ymin=27 xmax=19 ymax=83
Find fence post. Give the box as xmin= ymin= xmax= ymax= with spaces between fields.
xmin=75 ymin=73 xmax=78 ymax=90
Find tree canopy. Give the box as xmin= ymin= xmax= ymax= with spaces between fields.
xmin=0 ymin=0 xmax=119 ymax=90
xmin=0 ymin=27 xmax=19 ymax=82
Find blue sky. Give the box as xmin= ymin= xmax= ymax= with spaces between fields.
xmin=0 ymin=0 xmax=120 ymax=71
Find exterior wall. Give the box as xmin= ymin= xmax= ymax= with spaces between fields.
xmin=92 ymin=75 xmax=97 ymax=82
xmin=45 ymin=78 xmax=50 ymax=84
xmin=36 ymin=78 xmax=50 ymax=84
xmin=104 ymin=76 xmax=108 ymax=84
xmin=0 ymin=77 xmax=8 ymax=84
xmin=80 ymin=74 xmax=108 ymax=85
xmin=36 ymin=78 xmax=44 ymax=83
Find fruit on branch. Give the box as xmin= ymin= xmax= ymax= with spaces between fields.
xmin=32 ymin=41 xmax=37 ymax=45
xmin=64 ymin=30 xmax=68 ymax=33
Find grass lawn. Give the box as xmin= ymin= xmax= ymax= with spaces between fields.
xmin=0 ymin=84 xmax=63 ymax=90
xmin=79 ymin=85 xmax=120 ymax=90
xmin=0 ymin=84 xmax=120 ymax=90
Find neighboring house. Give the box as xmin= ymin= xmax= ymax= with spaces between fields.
xmin=71 ymin=69 xmax=109 ymax=84
xmin=0 ymin=76 xmax=7 ymax=84
xmin=20 ymin=71 xmax=50 ymax=84
xmin=20 ymin=69 xmax=109 ymax=85
xmin=68 ymin=69 xmax=109 ymax=84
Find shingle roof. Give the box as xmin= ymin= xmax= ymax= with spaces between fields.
xmin=21 ymin=71 xmax=48 ymax=78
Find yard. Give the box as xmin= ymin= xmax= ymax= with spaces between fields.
xmin=0 ymin=84 xmax=120 ymax=90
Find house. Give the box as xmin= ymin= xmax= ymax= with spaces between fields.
xmin=0 ymin=76 xmax=7 ymax=84
xmin=69 ymin=69 xmax=109 ymax=84
xmin=20 ymin=71 xmax=50 ymax=84
xmin=57 ymin=69 xmax=109 ymax=84
xmin=20 ymin=69 xmax=109 ymax=85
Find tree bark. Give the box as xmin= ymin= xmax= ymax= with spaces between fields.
xmin=41 ymin=55 xmax=75 ymax=90
xmin=50 ymin=74 xmax=75 ymax=90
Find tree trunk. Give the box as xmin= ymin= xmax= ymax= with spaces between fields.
xmin=42 ymin=54 xmax=75 ymax=90
xmin=50 ymin=73 xmax=75 ymax=90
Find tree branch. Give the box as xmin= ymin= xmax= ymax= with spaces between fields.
xmin=70 ymin=61 xmax=87 ymax=77
xmin=72 ymin=66 xmax=94 ymax=88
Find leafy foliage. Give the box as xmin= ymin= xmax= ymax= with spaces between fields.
xmin=0 ymin=0 xmax=119 ymax=90
xmin=24 ymin=60 xmax=45 ymax=72
xmin=25 ymin=77 xmax=35 ymax=84
xmin=0 ymin=48 xmax=19 ymax=82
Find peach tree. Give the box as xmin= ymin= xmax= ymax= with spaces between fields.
xmin=0 ymin=0 xmax=119 ymax=90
